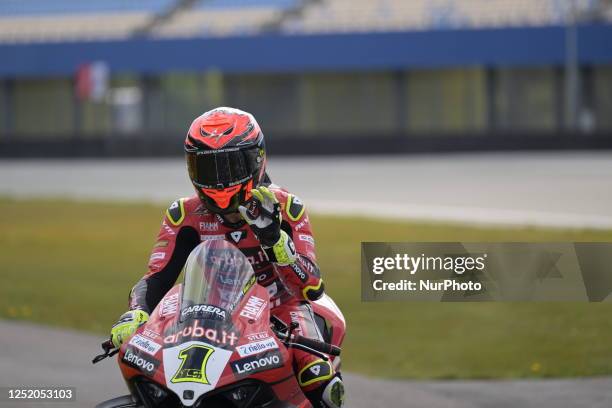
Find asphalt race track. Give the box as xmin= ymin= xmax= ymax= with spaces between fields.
xmin=1 ymin=320 xmax=611 ymax=408
xmin=1 ymin=152 xmax=612 ymax=229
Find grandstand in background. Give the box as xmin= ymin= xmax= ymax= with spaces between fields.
xmin=0 ymin=0 xmax=611 ymax=156
xmin=0 ymin=0 xmax=610 ymax=41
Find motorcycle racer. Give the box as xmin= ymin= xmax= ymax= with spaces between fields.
xmin=110 ymin=107 xmax=345 ymax=408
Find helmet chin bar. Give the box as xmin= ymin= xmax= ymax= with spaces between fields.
xmin=196 ymin=184 xmax=245 ymax=215
xmin=191 ymin=165 xmax=264 ymax=215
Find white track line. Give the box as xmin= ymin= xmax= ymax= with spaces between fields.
xmin=308 ymin=199 xmax=612 ymax=230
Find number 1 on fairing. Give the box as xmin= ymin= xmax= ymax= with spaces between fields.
xmin=171 ymin=344 xmax=215 ymax=384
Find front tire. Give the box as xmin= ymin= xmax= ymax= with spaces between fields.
xmin=95 ymin=395 xmax=141 ymax=408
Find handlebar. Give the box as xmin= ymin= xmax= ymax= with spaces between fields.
xmin=272 ymin=323 xmax=341 ymax=359
xmin=92 ymin=339 xmax=119 ymax=364
xmin=292 ymin=335 xmax=341 ymax=357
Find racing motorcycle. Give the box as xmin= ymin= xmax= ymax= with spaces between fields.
xmin=93 ymin=240 xmax=342 ymax=408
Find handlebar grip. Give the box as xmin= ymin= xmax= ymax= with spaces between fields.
xmin=293 ymin=335 xmax=341 ymax=357
xmin=93 ymin=339 xmax=118 ymax=364
xmin=102 ymin=339 xmax=114 ymax=351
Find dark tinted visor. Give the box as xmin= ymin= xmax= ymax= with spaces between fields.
xmin=186 ymin=147 xmax=261 ymax=189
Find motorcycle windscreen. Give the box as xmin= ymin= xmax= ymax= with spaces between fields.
xmin=180 ymin=240 xmax=256 ymax=323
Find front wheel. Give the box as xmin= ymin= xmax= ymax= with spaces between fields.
xmin=95 ymin=395 xmax=141 ymax=408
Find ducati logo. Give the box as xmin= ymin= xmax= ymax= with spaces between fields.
xmin=310 ymin=365 xmax=321 ymax=375
xmin=227 ymin=230 xmax=247 ymax=244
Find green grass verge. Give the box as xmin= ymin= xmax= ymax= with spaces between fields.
xmin=1 ymin=197 xmax=612 ymax=379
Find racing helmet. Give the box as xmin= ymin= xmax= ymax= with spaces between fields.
xmin=185 ymin=107 xmax=267 ymax=214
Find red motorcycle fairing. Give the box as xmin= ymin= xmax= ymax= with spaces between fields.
xmin=118 ymin=284 xmax=310 ymax=407
xmin=310 ymin=294 xmax=346 ymax=370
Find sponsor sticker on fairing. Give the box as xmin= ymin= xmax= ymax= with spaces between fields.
xmin=123 ymin=349 xmax=160 ymax=375
xmin=236 ymin=337 xmax=278 ymax=357
xmin=231 ymin=350 xmax=284 ymax=378
xmin=159 ymin=293 xmax=180 ymax=317
xmin=239 ymin=296 xmax=266 ymax=320
xmin=181 ymin=304 xmax=227 ymax=321
xmin=129 ymin=334 xmax=162 ymax=355
xmin=143 ymin=328 xmax=161 ymax=340
xmin=163 ymin=320 xmax=238 ymax=346
xmin=247 ymin=331 xmax=269 ymax=342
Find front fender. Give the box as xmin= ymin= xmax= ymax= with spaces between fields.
xmin=95 ymin=395 xmax=141 ymax=408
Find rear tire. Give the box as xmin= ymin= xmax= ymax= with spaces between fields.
xmin=95 ymin=395 xmax=141 ymax=408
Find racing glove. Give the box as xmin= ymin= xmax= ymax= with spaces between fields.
xmin=110 ymin=309 xmax=149 ymax=348
xmin=239 ymin=186 xmax=297 ymax=266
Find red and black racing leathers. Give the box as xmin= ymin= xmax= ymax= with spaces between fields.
xmin=128 ymin=184 xmax=342 ymax=400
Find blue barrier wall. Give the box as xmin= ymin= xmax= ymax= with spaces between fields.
xmin=0 ymin=24 xmax=611 ymax=78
